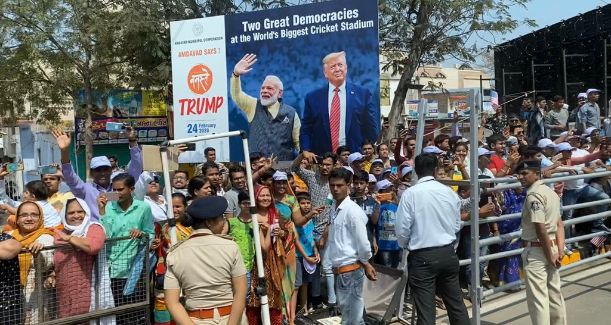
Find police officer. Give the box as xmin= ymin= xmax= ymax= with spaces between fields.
xmin=164 ymin=196 xmax=248 ymax=325
xmin=516 ymin=160 xmax=567 ymax=325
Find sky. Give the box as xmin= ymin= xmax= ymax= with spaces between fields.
xmin=497 ymin=0 xmax=609 ymax=43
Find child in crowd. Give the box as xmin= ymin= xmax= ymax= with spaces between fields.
xmin=351 ymin=171 xmax=379 ymax=256
xmin=294 ymin=193 xmax=323 ymax=315
xmin=372 ymin=179 xmax=402 ymax=268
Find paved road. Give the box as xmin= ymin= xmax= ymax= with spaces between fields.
xmin=473 ymin=260 xmax=611 ymax=325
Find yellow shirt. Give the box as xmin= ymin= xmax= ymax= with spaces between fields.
xmin=48 ymin=191 xmax=75 ymax=213
xmin=230 ymin=75 xmax=301 ymax=151
xmin=520 ymin=180 xmax=561 ymax=241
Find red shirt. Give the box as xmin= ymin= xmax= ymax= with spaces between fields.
xmin=488 ymin=155 xmax=505 ymax=174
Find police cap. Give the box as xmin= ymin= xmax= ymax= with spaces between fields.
xmin=515 ymin=160 xmax=541 ymax=173
xmin=187 ymin=196 xmax=228 ymax=221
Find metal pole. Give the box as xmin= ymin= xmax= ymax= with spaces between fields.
xmin=414 ymin=98 xmax=427 ymax=156
xmin=469 ymin=88 xmax=481 ymax=325
xmin=562 ymin=48 xmax=568 ymax=100
xmin=241 ymin=134 xmax=271 ymax=325
xmin=604 ymin=38 xmax=608 ymax=117
xmin=531 ymin=59 xmax=536 ymax=99
xmin=480 ymin=75 xmax=484 ymax=114
xmin=502 ymin=68 xmax=506 ymax=100
xmin=159 ymin=144 xmax=178 ymax=245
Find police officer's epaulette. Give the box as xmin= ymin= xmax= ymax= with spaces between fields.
xmin=167 ymin=240 xmax=187 ymax=253
xmin=214 ymin=234 xmax=236 ymax=241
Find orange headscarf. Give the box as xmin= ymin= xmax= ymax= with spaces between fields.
xmin=10 ymin=202 xmax=54 ymax=285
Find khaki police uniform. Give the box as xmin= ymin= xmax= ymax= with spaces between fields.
xmin=164 ymin=228 xmax=248 ymax=325
xmin=520 ymin=180 xmax=567 ymax=325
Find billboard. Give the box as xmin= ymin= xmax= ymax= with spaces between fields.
xmin=170 ymin=0 xmax=379 ymax=161
xmin=74 ymin=89 xmax=168 ymax=146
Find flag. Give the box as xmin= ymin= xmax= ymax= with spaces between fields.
xmin=590 ymin=235 xmax=607 ymax=248
xmin=490 ymin=90 xmax=499 ymax=106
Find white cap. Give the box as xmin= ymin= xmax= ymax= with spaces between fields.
xmin=583 ymin=127 xmax=597 ymax=136
xmin=477 ymin=147 xmax=492 ymax=156
xmin=342 ymin=166 xmax=354 ymax=174
xmin=347 ymin=152 xmax=365 ymax=165
xmin=90 ymin=156 xmax=111 ymax=169
xmin=368 ymin=174 xmax=377 ymax=183
xmin=375 ymin=179 xmax=393 ymax=192
xmin=401 ymin=166 xmax=413 ymax=176
xmin=577 ymin=92 xmax=587 ymax=99
xmin=537 ymin=138 xmax=555 ymax=149
xmin=586 ymin=88 xmax=601 ymax=95
xmin=371 ymin=159 xmax=384 ymax=166
xmin=555 ymin=142 xmax=575 ymax=153
xmin=272 ymin=171 xmax=288 ymax=181
xmin=422 ymin=146 xmax=444 ymax=154
xmin=506 ymin=136 xmax=518 ymax=145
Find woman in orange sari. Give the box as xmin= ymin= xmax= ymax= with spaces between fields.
xmin=246 ymin=185 xmax=295 ymax=325
xmin=7 ymin=201 xmax=55 ymax=323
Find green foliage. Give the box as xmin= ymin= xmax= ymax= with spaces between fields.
xmin=379 ymin=0 xmax=535 ymax=141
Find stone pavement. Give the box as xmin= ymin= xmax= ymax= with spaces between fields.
xmin=432 ymin=260 xmax=611 ymax=324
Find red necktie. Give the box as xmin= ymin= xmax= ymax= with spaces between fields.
xmin=330 ymin=87 xmax=340 ymax=152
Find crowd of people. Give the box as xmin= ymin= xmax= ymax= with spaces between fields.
xmin=0 ymin=88 xmax=609 ymax=325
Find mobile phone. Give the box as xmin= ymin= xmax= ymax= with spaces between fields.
xmin=391 ymin=166 xmax=398 ymax=174
xmin=315 ymin=155 xmax=324 ymax=163
xmin=184 ymin=143 xmax=196 ymax=151
xmin=105 ymin=122 xmax=126 ymax=132
xmin=39 ymin=165 xmax=58 ymax=175
xmin=104 ymin=192 xmax=120 ymax=201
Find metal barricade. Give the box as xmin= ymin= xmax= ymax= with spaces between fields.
xmin=447 ymin=169 xmax=611 ymax=324
xmin=5 ymin=235 xmax=150 ymax=324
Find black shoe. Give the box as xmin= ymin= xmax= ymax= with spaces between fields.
xmin=328 ymin=303 xmax=339 ymax=317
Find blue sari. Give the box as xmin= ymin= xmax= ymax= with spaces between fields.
xmin=496 ymin=190 xmax=525 ymax=284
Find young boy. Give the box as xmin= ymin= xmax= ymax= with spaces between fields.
xmin=294 ymin=193 xmax=323 ymax=314
xmin=351 ymin=170 xmax=379 ymax=256
xmin=372 ymin=179 xmax=402 ymax=268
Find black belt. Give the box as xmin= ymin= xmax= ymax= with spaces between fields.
xmin=410 ymin=242 xmax=454 ymax=253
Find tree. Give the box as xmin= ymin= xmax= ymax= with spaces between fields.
xmin=379 ymin=0 xmax=535 ymax=142
xmin=0 ymin=0 xmax=310 ymax=173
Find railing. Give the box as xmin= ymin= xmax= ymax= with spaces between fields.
xmin=5 ymin=235 xmax=150 ymax=325
xmin=449 ymin=169 xmax=611 ymax=317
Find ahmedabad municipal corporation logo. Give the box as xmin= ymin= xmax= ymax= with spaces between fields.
xmin=187 ymin=64 xmax=213 ymax=95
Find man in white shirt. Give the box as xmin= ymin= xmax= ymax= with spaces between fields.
xmin=325 ymin=167 xmax=377 ymax=324
xmin=395 ymin=153 xmax=470 ymax=325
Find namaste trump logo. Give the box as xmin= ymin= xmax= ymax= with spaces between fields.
xmin=187 ymin=64 xmax=213 ymax=95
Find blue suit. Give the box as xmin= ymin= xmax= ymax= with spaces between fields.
xmin=300 ymin=83 xmax=379 ymax=155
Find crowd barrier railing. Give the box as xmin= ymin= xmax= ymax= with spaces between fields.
xmin=441 ymin=169 xmax=611 ymax=324
xmin=4 ymin=235 xmax=150 ymax=325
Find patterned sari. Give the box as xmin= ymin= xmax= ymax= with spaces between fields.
xmin=493 ymin=190 xmax=525 ymax=284
xmin=153 ymin=221 xmax=192 ymax=325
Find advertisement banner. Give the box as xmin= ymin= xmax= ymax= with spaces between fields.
xmin=170 ymin=15 xmax=229 ymax=162
xmin=170 ymin=0 xmax=379 ymax=161
xmin=74 ymin=117 xmax=168 ymax=146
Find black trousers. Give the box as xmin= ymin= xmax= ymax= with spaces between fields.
xmin=408 ymin=244 xmax=470 ymax=325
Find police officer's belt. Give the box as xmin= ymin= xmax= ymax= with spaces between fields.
xmin=522 ymin=239 xmax=557 ymax=247
xmin=188 ymin=305 xmax=232 ymax=319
